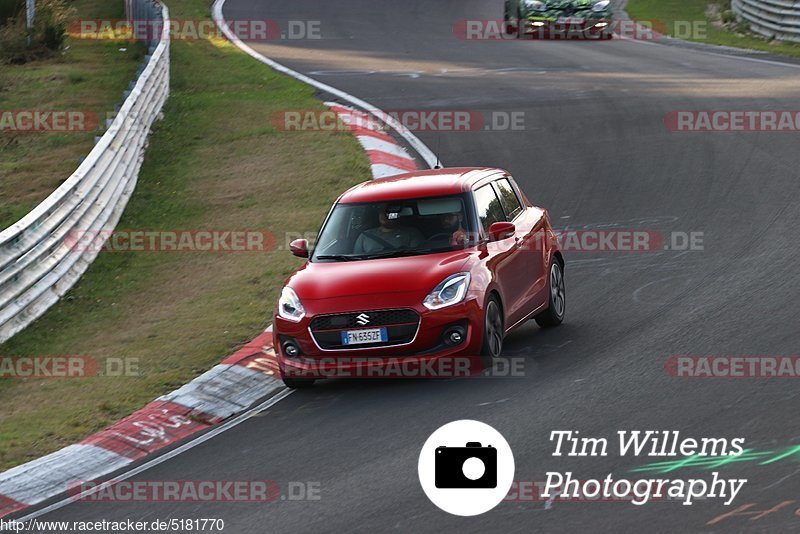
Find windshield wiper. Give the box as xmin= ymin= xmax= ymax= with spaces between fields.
xmin=315 ymin=254 xmax=359 ymax=261
xmin=317 ymin=248 xmax=453 ymax=262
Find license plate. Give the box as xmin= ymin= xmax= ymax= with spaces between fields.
xmin=557 ymin=17 xmax=585 ymax=24
xmin=341 ymin=328 xmax=388 ymax=346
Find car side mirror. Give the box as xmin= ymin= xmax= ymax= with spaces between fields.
xmin=289 ymin=238 xmax=309 ymax=258
xmin=488 ymin=221 xmax=515 ymax=241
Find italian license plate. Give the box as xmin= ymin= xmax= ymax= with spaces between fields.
xmin=557 ymin=17 xmax=585 ymax=24
xmin=341 ymin=328 xmax=388 ymax=345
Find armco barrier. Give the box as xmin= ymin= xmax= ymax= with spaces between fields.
xmin=732 ymin=0 xmax=800 ymax=42
xmin=0 ymin=100 xmax=423 ymax=522
xmin=0 ymin=0 xmax=170 ymax=343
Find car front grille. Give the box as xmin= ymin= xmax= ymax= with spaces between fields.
xmin=309 ymin=309 xmax=419 ymax=331
xmin=309 ymin=309 xmax=420 ymax=350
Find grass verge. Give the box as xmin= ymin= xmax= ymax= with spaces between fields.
xmin=0 ymin=0 xmax=146 ymax=229
xmin=625 ymin=0 xmax=800 ymax=58
xmin=0 ymin=0 xmax=370 ymax=468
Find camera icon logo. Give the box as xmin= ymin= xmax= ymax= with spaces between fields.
xmin=435 ymin=442 xmax=497 ymax=488
xmin=418 ymin=420 xmax=514 ymax=516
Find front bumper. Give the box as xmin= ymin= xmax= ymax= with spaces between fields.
xmin=523 ymin=14 xmax=612 ymax=37
xmin=273 ymin=293 xmax=484 ymax=380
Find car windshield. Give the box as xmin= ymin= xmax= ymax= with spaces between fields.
xmin=311 ymin=194 xmax=477 ymax=262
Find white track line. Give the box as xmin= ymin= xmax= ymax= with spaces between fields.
xmin=13 ymin=389 xmax=293 ymax=523
xmin=211 ymin=0 xmax=440 ymax=168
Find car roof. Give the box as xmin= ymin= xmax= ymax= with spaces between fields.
xmin=338 ymin=167 xmax=506 ymax=203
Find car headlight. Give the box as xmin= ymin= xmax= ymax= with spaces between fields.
xmin=423 ymin=273 xmax=471 ymax=310
xmin=525 ymin=0 xmax=547 ymax=12
xmin=592 ymin=0 xmax=610 ymax=12
xmin=278 ymin=286 xmax=305 ymax=322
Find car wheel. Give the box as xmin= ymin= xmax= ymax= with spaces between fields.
xmin=481 ymin=297 xmax=504 ymax=361
xmin=535 ymin=259 xmax=565 ymax=327
xmin=282 ymin=377 xmax=315 ymax=389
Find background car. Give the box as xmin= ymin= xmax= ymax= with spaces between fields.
xmin=273 ymin=168 xmax=565 ymax=388
xmin=504 ymin=0 xmax=614 ymax=39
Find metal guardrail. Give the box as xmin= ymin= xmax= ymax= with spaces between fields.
xmin=0 ymin=0 xmax=170 ymax=343
xmin=733 ymin=0 xmax=800 ymax=42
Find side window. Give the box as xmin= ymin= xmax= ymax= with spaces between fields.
xmin=493 ymin=178 xmax=523 ymax=220
xmin=473 ymin=184 xmax=506 ymax=233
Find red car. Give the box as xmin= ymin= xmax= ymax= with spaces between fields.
xmin=273 ymin=167 xmax=565 ymax=388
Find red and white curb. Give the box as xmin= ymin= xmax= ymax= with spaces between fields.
xmin=0 ymin=329 xmax=279 ymax=518
xmin=325 ymin=103 xmax=421 ymax=178
xmin=0 ymin=5 xmax=432 ymax=521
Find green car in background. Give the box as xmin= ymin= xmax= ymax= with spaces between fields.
xmin=504 ymin=0 xmax=614 ymax=39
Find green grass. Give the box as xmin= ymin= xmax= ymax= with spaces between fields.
xmin=0 ymin=0 xmax=147 ymax=229
xmin=0 ymin=0 xmax=370 ymax=468
xmin=626 ymin=0 xmax=800 ymax=58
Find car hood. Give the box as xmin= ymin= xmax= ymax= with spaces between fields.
xmin=286 ymin=250 xmax=473 ymax=300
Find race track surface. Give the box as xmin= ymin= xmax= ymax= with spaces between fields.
xmin=37 ymin=0 xmax=800 ymax=531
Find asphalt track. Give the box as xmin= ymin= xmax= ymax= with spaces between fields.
xmin=33 ymin=0 xmax=800 ymax=531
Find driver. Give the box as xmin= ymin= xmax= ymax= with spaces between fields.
xmin=353 ymin=208 xmax=423 ymax=254
xmin=440 ymin=211 xmax=469 ymax=248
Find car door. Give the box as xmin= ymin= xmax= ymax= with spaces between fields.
xmin=493 ymin=177 xmax=548 ymax=318
xmin=472 ymin=182 xmax=529 ymax=328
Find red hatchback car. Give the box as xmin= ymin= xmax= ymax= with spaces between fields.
xmin=273 ymin=167 xmax=565 ymax=388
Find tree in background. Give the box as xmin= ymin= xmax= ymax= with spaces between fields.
xmin=0 ymin=0 xmax=24 ymax=27
xmin=0 ymin=0 xmax=73 ymax=63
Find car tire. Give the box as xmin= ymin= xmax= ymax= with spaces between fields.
xmin=282 ymin=377 xmax=315 ymax=389
xmin=535 ymin=259 xmax=565 ymax=328
xmin=481 ymin=296 xmax=504 ymax=363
